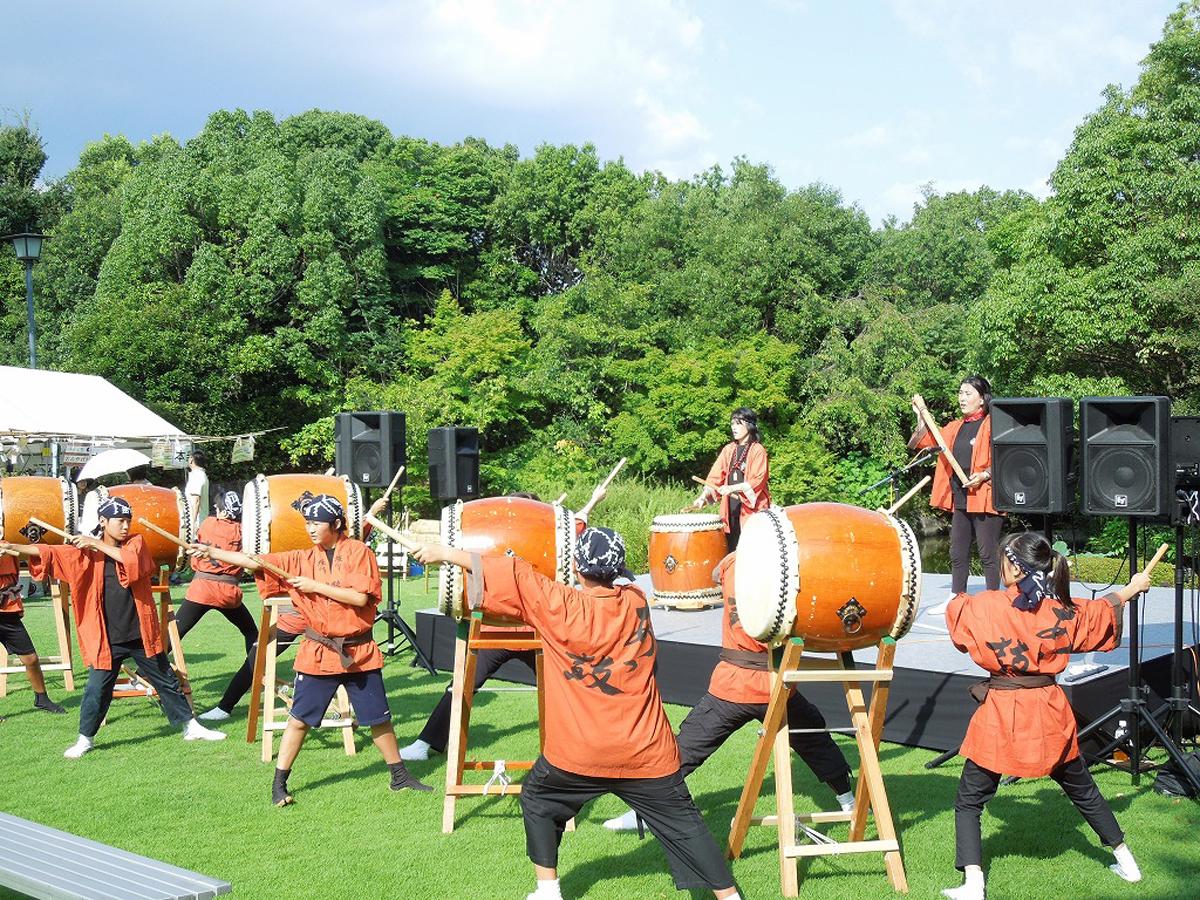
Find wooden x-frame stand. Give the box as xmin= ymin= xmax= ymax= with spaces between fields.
xmin=0 ymin=578 xmax=75 ymax=696
xmin=727 ymin=636 xmax=907 ymax=896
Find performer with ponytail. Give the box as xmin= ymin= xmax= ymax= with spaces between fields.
xmin=694 ymin=407 xmax=770 ymax=551
xmin=910 ymin=376 xmax=1002 ymax=603
xmin=940 ymin=531 xmax=1145 ymax=900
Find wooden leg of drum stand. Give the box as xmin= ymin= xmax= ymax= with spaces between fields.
xmin=52 ymin=581 xmax=75 ymax=691
xmin=158 ymin=575 xmax=192 ymax=709
xmin=728 ymin=639 xmax=804 ymax=860
xmin=246 ymin=601 xmax=274 ymax=743
xmin=443 ymin=618 xmax=480 ymax=834
xmin=260 ymin=603 xmax=281 ymax=764
xmin=843 ymin=640 xmax=906 ymax=892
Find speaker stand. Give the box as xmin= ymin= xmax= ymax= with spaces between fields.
xmin=1074 ymin=519 xmax=1200 ymax=794
xmin=375 ymin=493 xmax=437 ymax=675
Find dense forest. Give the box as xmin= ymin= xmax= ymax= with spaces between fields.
xmin=3 ymin=3 xmax=1199 ymax=524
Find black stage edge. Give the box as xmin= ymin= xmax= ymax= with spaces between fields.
xmin=414 ymin=609 xmax=1194 ymax=756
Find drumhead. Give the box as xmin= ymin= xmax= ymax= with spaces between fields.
xmin=437 ymin=500 xmax=464 ymax=617
xmin=650 ymin=513 xmax=724 ymax=532
xmin=884 ymin=511 xmax=922 ymax=642
xmin=241 ymin=475 xmax=271 ymax=555
xmin=733 ymin=507 xmax=799 ymax=644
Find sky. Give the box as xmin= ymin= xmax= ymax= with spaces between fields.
xmin=2 ymin=0 xmax=1183 ymax=224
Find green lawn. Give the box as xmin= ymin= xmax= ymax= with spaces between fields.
xmin=1 ymin=579 xmax=1196 ymax=899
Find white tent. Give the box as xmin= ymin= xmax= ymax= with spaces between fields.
xmin=0 ymin=366 xmax=184 ymax=441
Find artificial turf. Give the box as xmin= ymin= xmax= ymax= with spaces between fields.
xmin=1 ymin=578 xmax=1197 ymax=899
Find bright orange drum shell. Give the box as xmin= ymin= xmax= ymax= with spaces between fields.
xmin=648 ymin=514 xmax=725 ymax=606
xmin=101 ymin=484 xmax=193 ymax=570
xmin=0 ymin=476 xmax=79 ymax=545
xmin=733 ymin=502 xmax=922 ymax=652
xmin=437 ymin=496 xmax=575 ymax=623
xmin=241 ymin=474 xmax=364 ymax=555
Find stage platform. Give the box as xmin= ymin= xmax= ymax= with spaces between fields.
xmin=413 ymin=572 xmax=1196 ymax=753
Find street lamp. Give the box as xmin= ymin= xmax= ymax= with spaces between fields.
xmin=5 ymin=231 xmax=47 ymax=368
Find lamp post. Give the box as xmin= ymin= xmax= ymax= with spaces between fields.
xmin=5 ymin=232 xmax=46 ymax=368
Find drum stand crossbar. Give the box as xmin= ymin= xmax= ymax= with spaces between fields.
xmin=443 ymin=615 xmax=565 ymax=833
xmin=112 ymin=570 xmax=191 ymax=709
xmin=727 ymin=637 xmax=907 ymax=897
xmin=247 ymin=596 xmax=357 ymax=762
xmin=0 ymin=577 xmax=75 ymax=696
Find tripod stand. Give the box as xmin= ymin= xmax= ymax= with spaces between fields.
xmin=1076 ymin=518 xmax=1200 ymax=794
xmin=374 ymin=492 xmax=437 ymax=675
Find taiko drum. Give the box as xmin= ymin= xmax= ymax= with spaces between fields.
xmin=0 ymin=476 xmax=79 ymax=545
xmin=241 ymin=474 xmax=364 ymax=555
xmin=99 ymin=484 xmax=194 ymax=569
xmin=647 ymin=513 xmax=726 ymax=608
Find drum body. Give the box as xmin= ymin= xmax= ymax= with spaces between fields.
xmin=241 ymin=474 xmax=364 ymax=555
xmin=0 ymin=476 xmax=79 ymax=545
xmin=647 ymin=514 xmax=725 ymax=607
xmin=734 ymin=502 xmax=922 ymax=652
xmin=437 ymin=497 xmax=575 ymax=623
xmin=100 ymin=484 xmax=194 ymax=569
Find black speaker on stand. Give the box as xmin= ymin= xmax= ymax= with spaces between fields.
xmin=991 ymin=397 xmax=1075 ymax=539
xmin=428 ymin=427 xmax=480 ymax=502
xmin=334 ymin=411 xmax=434 ymax=674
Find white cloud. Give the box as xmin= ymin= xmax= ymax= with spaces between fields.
xmin=839 ymin=124 xmax=891 ymax=149
xmin=878 ymin=178 xmax=987 ymax=224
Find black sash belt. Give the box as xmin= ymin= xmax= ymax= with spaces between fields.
xmin=720 ymin=648 xmax=770 ymax=671
xmin=302 ymin=628 xmax=374 ymax=669
xmin=969 ymin=673 xmax=1056 ymax=704
xmin=193 ymin=571 xmax=241 ymax=586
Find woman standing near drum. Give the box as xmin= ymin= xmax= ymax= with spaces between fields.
xmin=694 ymin=408 xmax=770 ymax=551
xmin=910 ymin=377 xmax=1001 ymax=601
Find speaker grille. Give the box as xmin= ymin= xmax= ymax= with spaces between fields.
xmin=1087 ymin=446 xmax=1157 ymax=512
xmin=994 ymin=446 xmax=1049 ymax=509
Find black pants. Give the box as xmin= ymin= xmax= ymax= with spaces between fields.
xmin=174 ymin=599 xmax=258 ymax=650
xmin=418 ymin=647 xmax=537 ymax=752
xmin=954 ymin=757 xmax=1124 ymax=870
xmin=676 ymin=690 xmax=852 ymax=793
xmin=215 ymin=627 xmax=301 ymax=713
xmin=950 ymin=510 xmax=1003 ymax=593
xmin=521 ymin=756 xmax=735 ymax=892
xmin=78 ymin=640 xmax=194 ymax=738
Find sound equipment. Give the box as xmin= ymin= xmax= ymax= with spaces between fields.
xmin=1080 ymin=397 xmax=1172 ymax=517
xmin=990 ymin=398 xmax=1075 ymax=514
xmin=428 ymin=427 xmax=480 ymax=501
xmin=335 ymin=411 xmax=406 ymax=488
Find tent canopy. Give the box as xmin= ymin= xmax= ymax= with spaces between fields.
xmin=0 ymin=366 xmax=184 ymax=441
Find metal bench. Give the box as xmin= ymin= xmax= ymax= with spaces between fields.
xmin=0 ymin=812 xmax=231 ymax=900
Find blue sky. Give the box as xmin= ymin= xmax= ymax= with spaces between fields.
xmin=3 ymin=0 xmax=1181 ymax=224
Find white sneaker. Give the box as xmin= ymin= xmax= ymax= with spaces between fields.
xmin=602 ymin=808 xmax=640 ymax=831
xmin=836 ymin=790 xmax=856 ymax=813
xmin=198 ymin=706 xmax=231 ymax=722
xmin=941 ymin=886 xmax=985 ymax=900
xmin=400 ymin=739 xmax=432 ymax=761
xmin=63 ymin=735 xmax=94 ymax=759
xmin=183 ymin=719 xmax=227 ymax=742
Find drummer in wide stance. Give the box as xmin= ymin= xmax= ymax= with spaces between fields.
xmin=1 ymin=497 xmax=226 ymax=757
xmin=604 ymin=551 xmax=855 ymax=832
xmin=694 ymin=407 xmax=770 ymax=551
xmin=941 ymin=531 xmax=1145 ymax=900
xmin=194 ymin=493 xmax=430 ymax=804
xmin=415 ymin=527 xmax=742 ymax=900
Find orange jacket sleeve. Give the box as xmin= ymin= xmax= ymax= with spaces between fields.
xmin=253 ymin=549 xmax=307 ymax=598
xmin=27 ymin=543 xmax=90 ymax=586
xmin=1066 ymin=595 xmax=1123 ymax=653
xmin=480 ymin=556 xmax=584 ymax=644
xmin=705 ymin=443 xmax=733 ymax=488
xmin=742 ymin=443 xmax=770 ymax=509
xmin=115 ymin=534 xmax=154 ymax=587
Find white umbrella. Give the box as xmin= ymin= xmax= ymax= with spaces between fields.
xmin=77 ymin=448 xmax=153 ymax=480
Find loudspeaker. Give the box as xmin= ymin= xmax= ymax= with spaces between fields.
xmin=990 ymin=397 xmax=1075 ymax=514
xmin=334 ymin=411 xmax=406 ymax=488
xmin=1080 ymin=397 xmax=1171 ymax=517
xmin=428 ymin=427 xmax=480 ymax=501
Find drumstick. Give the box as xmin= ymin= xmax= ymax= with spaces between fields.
xmin=380 ymin=465 xmax=406 ymax=506
xmin=690 ymin=475 xmax=709 ymax=488
xmin=598 ymin=458 xmax=627 ymax=492
xmin=1142 ymin=543 xmax=1170 ymax=578
xmin=28 ymin=517 xmax=74 ymax=541
xmin=249 ymin=555 xmax=293 ymax=581
xmin=885 ymin=475 xmax=932 ymax=516
xmin=0 ymin=547 xmax=18 ymax=557
xmin=137 ymin=517 xmax=189 ymax=549
xmin=364 ymin=513 xmax=422 ymax=553
xmin=555 ymin=492 xmax=568 ymax=506
xmin=912 ymin=398 xmax=971 ymax=485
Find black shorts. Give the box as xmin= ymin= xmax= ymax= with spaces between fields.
xmin=289 ymin=669 xmax=391 ymax=728
xmin=0 ymin=613 xmax=35 ymax=657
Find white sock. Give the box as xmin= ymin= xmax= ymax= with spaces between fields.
xmin=526 ymin=878 xmax=562 ymax=899
xmin=941 ymin=865 xmax=985 ymax=900
xmin=1110 ymin=843 xmax=1141 ymax=882
xmin=63 ymin=735 xmax=94 ymax=759
xmin=198 ymin=706 xmax=230 ymax=722
xmin=183 ymin=719 xmax=227 ymax=741
xmin=400 ymin=738 xmax=432 ymax=761
xmin=602 ymin=808 xmax=640 ymax=831
xmin=836 ymin=790 xmax=856 ymax=812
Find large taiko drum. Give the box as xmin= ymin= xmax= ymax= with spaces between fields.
xmin=648 ymin=514 xmax=725 ymax=608
xmin=437 ymin=496 xmax=576 ymax=622
xmin=734 ymin=502 xmax=922 ymax=652
xmin=0 ymin=476 xmax=79 ymax=545
xmin=99 ymin=484 xmax=194 ymax=569
xmin=241 ymin=474 xmax=364 ymax=555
